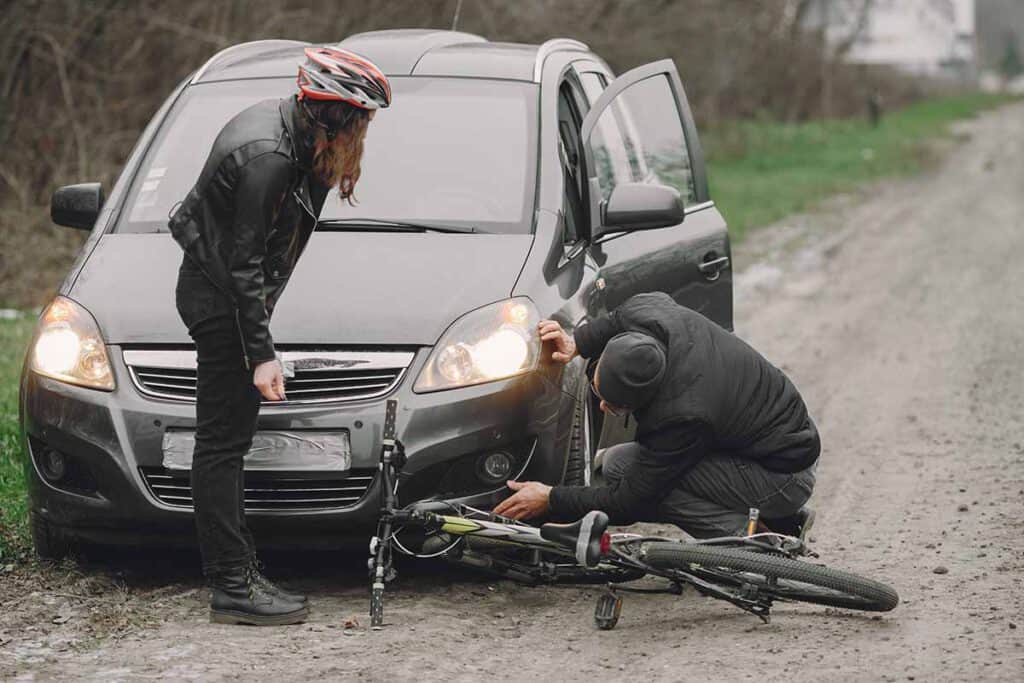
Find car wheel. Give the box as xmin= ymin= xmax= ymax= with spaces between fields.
xmin=30 ymin=512 xmax=72 ymax=561
xmin=563 ymin=391 xmax=599 ymax=486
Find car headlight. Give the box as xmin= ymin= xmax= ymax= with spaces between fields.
xmin=414 ymin=298 xmax=540 ymax=392
xmin=29 ymin=296 xmax=115 ymax=391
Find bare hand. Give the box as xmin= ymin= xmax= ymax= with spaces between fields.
xmin=493 ymin=480 xmax=552 ymax=520
xmin=537 ymin=320 xmax=576 ymax=364
xmin=254 ymin=359 xmax=286 ymax=401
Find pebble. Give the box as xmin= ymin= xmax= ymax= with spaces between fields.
xmin=933 ymin=566 xmax=949 ymax=575
xmin=957 ymin=504 xmax=969 ymax=512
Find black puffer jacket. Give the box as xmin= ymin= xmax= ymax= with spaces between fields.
xmin=549 ymin=292 xmax=820 ymax=521
xmin=168 ymin=95 xmax=328 ymax=367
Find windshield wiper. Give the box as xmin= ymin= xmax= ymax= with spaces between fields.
xmin=316 ymin=218 xmax=481 ymax=234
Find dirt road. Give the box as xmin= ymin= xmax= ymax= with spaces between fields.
xmin=3 ymin=102 xmax=1023 ymax=682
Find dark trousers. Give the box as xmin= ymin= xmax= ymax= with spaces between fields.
xmin=176 ymin=258 xmax=261 ymax=575
xmin=602 ymin=442 xmax=816 ymax=538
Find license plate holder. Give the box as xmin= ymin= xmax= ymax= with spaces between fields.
xmin=161 ymin=429 xmax=352 ymax=471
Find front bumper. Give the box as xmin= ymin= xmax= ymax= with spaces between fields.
xmin=19 ymin=345 xmax=577 ymax=550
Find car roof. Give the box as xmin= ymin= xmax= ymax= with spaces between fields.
xmin=190 ymin=29 xmax=590 ymax=84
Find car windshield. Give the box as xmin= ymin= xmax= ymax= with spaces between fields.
xmin=116 ymin=77 xmax=538 ymax=234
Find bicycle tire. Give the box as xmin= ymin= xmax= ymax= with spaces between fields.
xmin=563 ymin=396 xmax=589 ymax=486
xmin=644 ymin=543 xmax=898 ymax=612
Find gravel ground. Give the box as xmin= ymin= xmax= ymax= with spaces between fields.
xmin=2 ymin=102 xmax=1023 ymax=682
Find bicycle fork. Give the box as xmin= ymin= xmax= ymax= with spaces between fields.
xmin=368 ymin=399 xmax=402 ymax=630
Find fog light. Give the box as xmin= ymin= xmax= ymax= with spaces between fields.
xmin=39 ymin=448 xmax=67 ymax=482
xmin=477 ymin=451 xmax=513 ymax=485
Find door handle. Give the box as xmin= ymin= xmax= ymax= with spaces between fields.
xmin=698 ymin=255 xmax=730 ymax=281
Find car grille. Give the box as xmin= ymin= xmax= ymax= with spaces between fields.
xmin=140 ymin=467 xmax=376 ymax=511
xmin=123 ymin=349 xmax=414 ymax=404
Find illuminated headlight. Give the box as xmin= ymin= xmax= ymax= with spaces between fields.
xmin=415 ymin=298 xmax=540 ymax=392
xmin=29 ymin=296 xmax=115 ymax=391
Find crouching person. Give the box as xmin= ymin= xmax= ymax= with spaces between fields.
xmin=494 ymin=292 xmax=819 ymax=541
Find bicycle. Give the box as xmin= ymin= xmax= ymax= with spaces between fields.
xmin=367 ymin=399 xmax=899 ymax=629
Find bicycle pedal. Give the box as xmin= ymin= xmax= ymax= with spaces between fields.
xmin=594 ymin=591 xmax=622 ymax=631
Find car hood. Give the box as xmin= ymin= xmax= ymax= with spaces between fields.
xmin=69 ymin=233 xmax=533 ymax=346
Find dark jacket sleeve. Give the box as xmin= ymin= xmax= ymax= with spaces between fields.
xmin=229 ymin=152 xmax=292 ymax=365
xmin=573 ymin=292 xmax=680 ymax=359
xmin=573 ymin=311 xmax=624 ymax=359
xmin=548 ymin=422 xmax=710 ymax=522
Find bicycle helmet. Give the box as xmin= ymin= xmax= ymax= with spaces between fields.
xmin=297 ymin=46 xmax=391 ymax=110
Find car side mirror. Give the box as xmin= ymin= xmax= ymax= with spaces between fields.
xmin=594 ymin=182 xmax=684 ymax=242
xmin=51 ymin=182 xmax=104 ymax=230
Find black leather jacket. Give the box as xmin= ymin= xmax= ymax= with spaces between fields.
xmin=168 ymin=95 xmax=328 ymax=367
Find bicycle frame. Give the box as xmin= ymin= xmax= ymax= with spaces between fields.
xmin=367 ymin=399 xmax=794 ymax=628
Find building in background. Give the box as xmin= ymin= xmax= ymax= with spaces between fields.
xmin=804 ymin=0 xmax=977 ymax=82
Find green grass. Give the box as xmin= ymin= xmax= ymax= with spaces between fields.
xmin=704 ymin=93 xmax=1020 ymax=241
xmin=0 ymin=316 xmax=35 ymax=561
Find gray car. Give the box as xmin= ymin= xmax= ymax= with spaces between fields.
xmin=20 ymin=29 xmax=733 ymax=559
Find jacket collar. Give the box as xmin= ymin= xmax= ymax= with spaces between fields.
xmin=279 ymin=95 xmax=316 ymax=173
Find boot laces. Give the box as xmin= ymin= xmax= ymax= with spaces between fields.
xmin=244 ymin=565 xmax=274 ymax=602
xmin=249 ymin=560 xmax=282 ymax=594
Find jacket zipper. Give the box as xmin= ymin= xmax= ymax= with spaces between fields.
xmin=233 ymin=308 xmax=251 ymax=370
xmin=293 ymin=188 xmax=317 ymax=225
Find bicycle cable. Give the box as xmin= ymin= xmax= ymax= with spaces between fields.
xmin=389 ymin=525 xmax=463 ymax=559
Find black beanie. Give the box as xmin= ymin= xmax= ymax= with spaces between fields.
xmin=597 ymin=332 xmax=667 ymax=409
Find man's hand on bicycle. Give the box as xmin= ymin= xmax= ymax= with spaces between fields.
xmin=538 ymin=320 xmax=576 ymax=364
xmin=493 ymin=480 xmax=552 ymax=520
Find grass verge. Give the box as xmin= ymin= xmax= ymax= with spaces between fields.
xmin=1 ymin=316 xmax=36 ymax=561
xmin=704 ymin=93 xmax=1020 ymax=240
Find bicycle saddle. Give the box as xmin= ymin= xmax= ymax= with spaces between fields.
xmin=540 ymin=510 xmax=609 ymax=568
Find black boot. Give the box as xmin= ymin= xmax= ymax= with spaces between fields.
xmin=249 ymin=557 xmax=307 ymax=604
xmin=209 ymin=566 xmax=308 ymax=626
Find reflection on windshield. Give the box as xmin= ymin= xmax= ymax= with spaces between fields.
xmin=119 ymin=77 xmax=538 ymax=235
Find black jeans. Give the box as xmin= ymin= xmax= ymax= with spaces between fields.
xmin=602 ymin=442 xmax=816 ymax=538
xmin=175 ymin=255 xmax=260 ymax=576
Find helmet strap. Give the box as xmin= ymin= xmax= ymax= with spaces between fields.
xmin=299 ymin=98 xmax=336 ymax=141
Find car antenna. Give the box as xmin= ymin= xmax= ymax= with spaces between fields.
xmin=450 ymin=0 xmax=463 ymax=30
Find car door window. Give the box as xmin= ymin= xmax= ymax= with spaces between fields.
xmin=557 ymin=81 xmax=586 ymax=244
xmin=580 ymin=83 xmax=639 ymax=205
xmin=581 ymin=64 xmax=700 ymax=214
xmin=578 ymin=72 xmax=606 ymax=106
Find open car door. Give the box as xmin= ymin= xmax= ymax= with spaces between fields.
xmin=578 ymin=59 xmax=733 ymax=331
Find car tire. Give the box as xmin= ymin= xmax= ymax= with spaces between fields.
xmin=563 ymin=391 xmax=600 ymax=486
xmin=30 ymin=512 xmax=72 ymax=561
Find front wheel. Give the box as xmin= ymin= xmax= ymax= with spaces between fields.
xmin=645 ymin=543 xmax=899 ymax=612
xmin=30 ymin=513 xmax=72 ymax=561
xmin=563 ymin=392 xmax=598 ymax=486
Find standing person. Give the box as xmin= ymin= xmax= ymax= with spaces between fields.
xmin=494 ymin=292 xmax=819 ymax=542
xmin=169 ymin=47 xmax=391 ymax=625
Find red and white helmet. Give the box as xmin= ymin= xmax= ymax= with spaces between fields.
xmin=297 ymin=46 xmax=391 ymax=109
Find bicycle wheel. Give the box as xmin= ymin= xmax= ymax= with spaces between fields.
xmin=644 ymin=543 xmax=898 ymax=612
